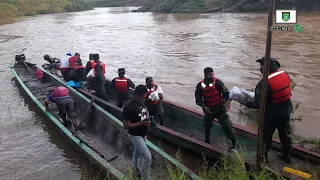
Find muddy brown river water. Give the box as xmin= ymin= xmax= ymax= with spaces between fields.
xmin=0 ymin=7 xmax=319 ymax=179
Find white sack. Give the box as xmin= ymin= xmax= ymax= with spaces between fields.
xmin=229 ymin=86 xmax=255 ymax=105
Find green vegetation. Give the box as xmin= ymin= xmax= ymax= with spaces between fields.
xmin=137 ymin=0 xmax=320 ymax=13
xmin=137 ymin=0 xmax=207 ymax=13
xmin=0 ymin=0 xmax=92 ymax=19
xmin=92 ymin=0 xmax=144 ymax=7
xmin=11 ymin=150 xmax=320 ymax=180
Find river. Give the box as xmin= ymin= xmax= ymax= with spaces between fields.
xmin=0 ymin=7 xmax=319 ymax=179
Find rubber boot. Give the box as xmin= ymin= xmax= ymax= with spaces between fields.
xmin=204 ymin=137 xmax=211 ymax=144
xmin=229 ymin=140 xmax=236 ymax=151
xmin=277 ymin=153 xmax=292 ymax=164
xmin=264 ymin=153 xmax=270 ymax=164
xmin=69 ymin=118 xmax=78 ymax=131
xmin=61 ymin=117 xmax=70 ymax=127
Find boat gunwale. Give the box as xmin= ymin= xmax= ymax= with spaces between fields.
xmin=10 ymin=63 xmax=126 ymax=180
xmin=78 ymin=88 xmax=223 ymax=153
xmin=163 ymin=99 xmax=320 ymax=162
xmin=50 ymin=65 xmax=320 ymax=163
xmin=35 ymin=64 xmax=201 ymax=180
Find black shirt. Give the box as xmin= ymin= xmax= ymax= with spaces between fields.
xmin=123 ymin=99 xmax=149 ymax=137
xmin=85 ymin=61 xmax=92 ymax=75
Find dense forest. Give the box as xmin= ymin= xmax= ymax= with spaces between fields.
xmin=137 ymin=0 xmax=320 ymax=13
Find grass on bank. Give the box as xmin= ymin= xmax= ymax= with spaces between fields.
xmin=10 ymin=149 xmax=320 ymax=180
xmin=0 ymin=0 xmax=92 ymax=19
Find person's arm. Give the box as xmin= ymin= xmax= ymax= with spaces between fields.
xmin=110 ymin=78 xmax=116 ymax=89
xmin=157 ymin=85 xmax=164 ymax=100
xmin=216 ymin=79 xmax=231 ymax=111
xmin=216 ymin=79 xmax=230 ymax=102
xmin=245 ymin=80 xmax=262 ymax=109
xmin=195 ymin=82 xmax=205 ymax=108
xmin=94 ymin=63 xmax=104 ymax=83
xmin=128 ymin=79 xmax=135 ymax=89
xmin=44 ymin=93 xmax=53 ymax=108
xmin=85 ymin=61 xmax=91 ymax=74
xmin=195 ymin=82 xmax=212 ymax=114
xmin=77 ymin=57 xmax=83 ymax=66
xmin=123 ymin=106 xmax=149 ymax=129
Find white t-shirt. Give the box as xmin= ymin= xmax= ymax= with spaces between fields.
xmin=86 ymin=68 xmax=95 ymax=78
xmin=60 ymin=55 xmax=71 ymax=68
xmin=148 ymin=85 xmax=163 ymax=101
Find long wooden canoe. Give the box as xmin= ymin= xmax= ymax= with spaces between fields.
xmin=11 ymin=60 xmax=200 ymax=180
xmin=45 ymin=66 xmax=319 ymax=178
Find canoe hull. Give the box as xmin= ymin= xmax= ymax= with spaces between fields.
xmin=11 ymin=62 xmax=125 ymax=179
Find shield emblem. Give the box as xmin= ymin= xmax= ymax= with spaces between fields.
xmin=282 ymin=12 xmax=290 ymax=22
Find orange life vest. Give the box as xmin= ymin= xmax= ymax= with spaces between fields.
xmin=90 ymin=61 xmax=105 ymax=76
xmin=201 ymin=78 xmax=222 ymax=107
xmin=68 ymin=56 xmax=78 ymax=69
xmin=268 ymin=70 xmax=292 ymax=103
xmin=147 ymin=84 xmax=159 ymax=104
xmin=115 ymin=77 xmax=128 ymax=93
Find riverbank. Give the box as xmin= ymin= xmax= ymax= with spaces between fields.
xmin=137 ymin=0 xmax=320 ymax=13
xmin=92 ymin=0 xmax=143 ymax=7
xmin=0 ymin=0 xmax=92 ymax=19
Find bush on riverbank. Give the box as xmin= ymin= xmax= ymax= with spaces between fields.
xmin=91 ymin=0 xmax=144 ymax=7
xmin=0 ymin=0 xmax=92 ymax=19
xmin=137 ymin=0 xmax=207 ymax=13
xmin=137 ymin=0 xmax=320 ymax=13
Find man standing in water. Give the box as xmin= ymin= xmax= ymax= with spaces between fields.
xmin=123 ymin=85 xmax=152 ymax=180
xmin=195 ymin=67 xmax=236 ymax=150
xmin=245 ymin=57 xmax=293 ymax=164
xmin=110 ymin=68 xmax=135 ymax=108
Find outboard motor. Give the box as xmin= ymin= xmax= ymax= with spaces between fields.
xmin=43 ymin=54 xmax=61 ymax=70
xmin=15 ymin=54 xmax=26 ymax=63
xmin=43 ymin=54 xmax=56 ymax=64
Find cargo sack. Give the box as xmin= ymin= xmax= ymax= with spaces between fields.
xmin=229 ymin=86 xmax=255 ymax=105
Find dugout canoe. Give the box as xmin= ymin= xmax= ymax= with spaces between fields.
xmin=11 ymin=59 xmax=200 ymax=180
xmin=43 ymin=61 xmax=320 ymax=179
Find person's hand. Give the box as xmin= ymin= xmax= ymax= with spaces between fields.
xmin=45 ymin=102 xmax=49 ymax=110
xmin=141 ymin=119 xmax=151 ymax=126
xmin=225 ymin=101 xmax=231 ymax=112
xmin=202 ymin=106 xmax=212 ymax=114
xmin=243 ymin=101 xmax=253 ymax=108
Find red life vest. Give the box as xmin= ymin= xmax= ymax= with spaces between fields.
xmin=90 ymin=60 xmax=96 ymax=69
xmin=53 ymin=86 xmax=69 ymax=99
xmin=75 ymin=65 xmax=84 ymax=70
xmin=200 ymin=78 xmax=222 ymax=107
xmin=68 ymin=56 xmax=78 ymax=69
xmin=36 ymin=68 xmax=44 ymax=80
xmin=91 ymin=61 xmax=105 ymax=76
xmin=268 ymin=70 xmax=292 ymax=103
xmin=115 ymin=77 xmax=128 ymax=93
xmin=147 ymin=84 xmax=159 ymax=104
